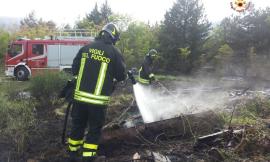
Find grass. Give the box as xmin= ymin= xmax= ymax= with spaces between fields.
xmin=155 ymin=74 xmax=180 ymax=81
xmin=109 ymin=94 xmax=133 ymax=107
xmin=221 ymin=96 xmax=270 ymax=126
xmin=29 ymin=71 xmax=72 ymax=107
xmin=0 ymin=85 xmax=36 ymax=155
xmin=0 ymin=70 xmax=71 ymax=156
xmin=106 ymin=94 xmax=134 ymax=123
xmin=216 ymin=96 xmax=270 ymax=161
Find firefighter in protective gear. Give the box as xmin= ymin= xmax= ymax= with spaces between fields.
xmin=67 ymin=23 xmax=126 ymax=162
xmin=138 ymin=49 xmax=158 ymax=84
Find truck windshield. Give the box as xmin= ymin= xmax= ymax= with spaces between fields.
xmin=8 ymin=44 xmax=23 ymax=57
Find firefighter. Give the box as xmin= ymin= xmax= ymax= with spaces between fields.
xmin=138 ymin=49 xmax=158 ymax=84
xmin=68 ymin=23 xmax=126 ymax=162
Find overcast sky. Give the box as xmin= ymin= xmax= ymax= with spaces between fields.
xmin=0 ymin=0 xmax=270 ymax=27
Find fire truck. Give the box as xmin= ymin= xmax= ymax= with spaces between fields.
xmin=5 ymin=31 xmax=94 ymax=81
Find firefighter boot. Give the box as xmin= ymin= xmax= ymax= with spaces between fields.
xmin=68 ymin=151 xmax=80 ymax=162
xmin=82 ymin=157 xmax=96 ymax=162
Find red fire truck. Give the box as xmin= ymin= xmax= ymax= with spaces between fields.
xmin=5 ymin=33 xmax=94 ymax=81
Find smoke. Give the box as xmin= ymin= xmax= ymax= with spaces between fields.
xmin=133 ymin=81 xmax=230 ymax=123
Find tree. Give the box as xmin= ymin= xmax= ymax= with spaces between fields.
xmin=100 ymin=0 xmax=112 ymax=23
xmin=84 ymin=1 xmax=112 ymax=26
xmin=207 ymin=7 xmax=270 ymax=77
xmin=215 ymin=44 xmax=234 ymax=74
xmin=159 ymin=0 xmax=210 ymax=73
xmin=86 ymin=3 xmax=102 ymax=25
xmin=0 ymin=28 xmax=10 ymax=60
xmin=20 ymin=11 xmax=38 ymax=28
xmin=118 ymin=22 xmax=159 ymax=68
xmin=202 ymin=26 xmax=225 ymax=61
xmin=76 ymin=1 xmax=113 ymax=33
xmin=16 ymin=11 xmax=57 ymax=39
xmin=218 ymin=7 xmax=270 ymax=56
xmin=108 ymin=14 xmax=131 ymax=31
xmin=75 ymin=19 xmax=95 ymax=30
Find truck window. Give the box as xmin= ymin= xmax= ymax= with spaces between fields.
xmin=8 ymin=44 xmax=23 ymax=57
xmin=32 ymin=44 xmax=44 ymax=55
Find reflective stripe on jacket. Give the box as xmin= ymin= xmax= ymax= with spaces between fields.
xmin=72 ymin=40 xmax=126 ymax=105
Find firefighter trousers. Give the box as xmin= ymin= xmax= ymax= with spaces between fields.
xmin=68 ymin=101 xmax=106 ymax=160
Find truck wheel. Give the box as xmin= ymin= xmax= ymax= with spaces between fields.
xmin=15 ymin=67 xmax=29 ymax=81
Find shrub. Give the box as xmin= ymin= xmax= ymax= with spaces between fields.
xmin=29 ymin=71 xmax=72 ymax=107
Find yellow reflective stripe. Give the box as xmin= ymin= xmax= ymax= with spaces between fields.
xmin=138 ymin=67 xmax=142 ymax=78
xmin=69 ymin=145 xmax=80 ymax=151
xmin=75 ymin=90 xmax=109 ymax=101
xmin=138 ymin=77 xmax=150 ymax=84
xmin=83 ymin=143 xmax=98 ymax=150
xmin=68 ymin=138 xmax=83 ymax=145
xmin=112 ymin=28 xmax=116 ymax=36
xmin=76 ymin=58 xmax=86 ymax=90
xmin=94 ymin=63 xmax=108 ymax=95
xmin=149 ymin=73 xmax=154 ymax=78
xmin=83 ymin=152 xmax=96 ymax=157
xmin=74 ymin=95 xmax=108 ymax=105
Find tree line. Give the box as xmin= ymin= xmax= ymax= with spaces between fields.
xmin=1 ymin=0 xmax=270 ymax=77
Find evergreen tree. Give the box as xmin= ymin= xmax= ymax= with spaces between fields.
xmin=20 ymin=11 xmax=38 ymax=28
xmin=159 ymin=0 xmax=210 ymax=73
xmin=100 ymin=0 xmax=112 ymax=23
xmin=86 ymin=3 xmax=102 ymax=25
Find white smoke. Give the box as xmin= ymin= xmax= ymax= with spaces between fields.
xmin=133 ymin=82 xmax=229 ymax=123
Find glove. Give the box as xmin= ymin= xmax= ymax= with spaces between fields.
xmin=59 ymin=79 xmax=76 ymax=102
xmin=149 ymin=73 xmax=155 ymax=82
xmin=128 ymin=70 xmax=136 ymax=85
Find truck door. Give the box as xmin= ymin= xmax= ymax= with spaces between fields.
xmin=27 ymin=43 xmax=47 ymax=68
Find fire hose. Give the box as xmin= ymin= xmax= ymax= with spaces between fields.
xmin=59 ymin=79 xmax=76 ymax=145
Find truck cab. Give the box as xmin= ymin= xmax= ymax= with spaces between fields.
xmin=5 ymin=37 xmax=91 ymax=81
xmin=5 ymin=39 xmax=30 ymax=81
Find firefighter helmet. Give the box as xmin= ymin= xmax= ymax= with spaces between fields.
xmin=147 ymin=49 xmax=158 ymax=57
xmin=101 ymin=23 xmax=120 ymax=43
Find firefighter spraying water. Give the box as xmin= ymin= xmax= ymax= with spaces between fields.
xmin=126 ymin=49 xmax=158 ymax=123
xmin=127 ymin=49 xmax=178 ymax=123
xmin=129 ymin=49 xmax=192 ymax=123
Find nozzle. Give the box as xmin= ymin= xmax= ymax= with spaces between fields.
xmin=127 ymin=70 xmax=136 ymax=85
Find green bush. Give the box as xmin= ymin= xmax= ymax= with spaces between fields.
xmin=29 ymin=71 xmax=72 ymax=107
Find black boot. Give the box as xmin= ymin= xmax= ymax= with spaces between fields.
xmin=82 ymin=157 xmax=96 ymax=162
xmin=68 ymin=151 xmax=80 ymax=162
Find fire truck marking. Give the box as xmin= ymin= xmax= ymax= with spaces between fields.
xmin=89 ymin=48 xmax=104 ymax=55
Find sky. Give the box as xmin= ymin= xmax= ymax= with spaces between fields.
xmin=0 ymin=0 xmax=270 ymax=27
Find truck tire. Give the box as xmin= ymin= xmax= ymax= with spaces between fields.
xmin=15 ymin=67 xmax=29 ymax=81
